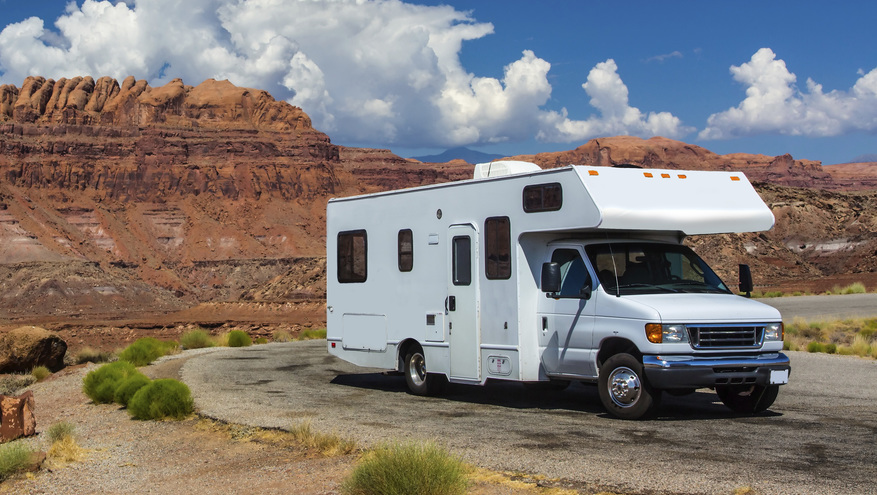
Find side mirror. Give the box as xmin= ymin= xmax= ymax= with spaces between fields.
xmin=541 ymin=262 xmax=561 ymax=293
xmin=738 ymin=264 xmax=753 ymax=298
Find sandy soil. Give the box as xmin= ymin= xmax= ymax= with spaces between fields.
xmin=0 ymin=352 xmax=570 ymax=495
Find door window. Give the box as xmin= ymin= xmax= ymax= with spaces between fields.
xmin=452 ymin=236 xmax=472 ymax=286
xmin=551 ymin=249 xmax=591 ymax=298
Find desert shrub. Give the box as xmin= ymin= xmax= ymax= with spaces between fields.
xmin=342 ymin=441 xmax=467 ymax=495
xmin=0 ymin=441 xmax=35 ymax=481
xmin=128 ymin=379 xmax=194 ymax=420
xmin=273 ymin=330 xmax=293 ymax=342
xmin=0 ymin=375 xmax=36 ymax=395
xmin=31 ymin=366 xmax=51 ymax=382
xmin=832 ymin=282 xmax=867 ymax=295
xmin=254 ymin=337 xmax=269 ymax=345
xmin=806 ymin=342 xmax=824 ymax=353
xmin=82 ymin=361 xmax=139 ymax=404
xmin=114 ymin=374 xmax=152 ymax=407
xmin=824 ymin=343 xmax=837 ymax=354
xmin=847 ymin=335 xmax=872 ymax=358
xmin=118 ymin=337 xmax=177 ymax=366
xmin=227 ymin=330 xmax=252 ymax=348
xmin=46 ymin=421 xmax=76 ymax=444
xmin=74 ymin=347 xmax=114 ymax=365
xmin=180 ymin=329 xmax=214 ymax=350
xmin=299 ymin=328 xmax=327 ymax=340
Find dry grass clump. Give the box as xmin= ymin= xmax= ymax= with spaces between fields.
xmin=272 ymin=330 xmax=293 ymax=342
xmin=287 ymin=421 xmax=356 ymax=456
xmin=74 ymin=347 xmax=114 ymax=365
xmin=45 ymin=422 xmax=86 ymax=468
xmin=785 ymin=317 xmax=876 ymax=358
xmin=0 ymin=374 xmax=36 ymax=395
xmin=180 ymin=329 xmax=215 ymax=350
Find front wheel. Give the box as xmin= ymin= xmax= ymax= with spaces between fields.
xmin=598 ymin=353 xmax=660 ymax=420
xmin=403 ymin=348 xmax=445 ymax=396
xmin=716 ymin=384 xmax=779 ymax=413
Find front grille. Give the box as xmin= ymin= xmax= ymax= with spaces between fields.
xmin=688 ymin=325 xmax=764 ymax=349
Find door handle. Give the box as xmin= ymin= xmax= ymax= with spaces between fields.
xmin=446 ymin=295 xmax=456 ymax=312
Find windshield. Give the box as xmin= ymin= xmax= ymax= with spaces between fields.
xmin=585 ymin=242 xmax=730 ymax=296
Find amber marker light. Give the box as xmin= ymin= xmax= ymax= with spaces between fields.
xmin=589 ymin=170 xmax=599 ymax=176
xmin=730 ymin=176 xmax=741 ymax=181
xmin=645 ymin=323 xmax=663 ymax=343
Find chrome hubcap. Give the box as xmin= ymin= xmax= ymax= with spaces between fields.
xmin=409 ymin=353 xmax=426 ymax=386
xmin=608 ymin=366 xmax=641 ymax=408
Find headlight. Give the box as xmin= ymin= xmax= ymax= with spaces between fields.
xmin=645 ymin=323 xmax=690 ymax=344
xmin=764 ymin=323 xmax=784 ymax=341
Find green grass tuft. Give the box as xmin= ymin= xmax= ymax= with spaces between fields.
xmin=128 ymin=379 xmax=194 ymax=420
xmin=299 ymin=328 xmax=327 ymax=340
xmin=82 ymin=361 xmax=140 ymax=404
xmin=31 ymin=366 xmax=51 ymax=382
xmin=342 ymin=441 xmax=468 ymax=495
xmin=227 ymin=330 xmax=252 ymax=348
xmin=254 ymin=337 xmax=269 ymax=345
xmin=180 ymin=329 xmax=215 ymax=350
xmin=46 ymin=421 xmax=76 ymax=444
xmin=118 ymin=337 xmax=178 ymax=366
xmin=0 ymin=441 xmax=35 ymax=482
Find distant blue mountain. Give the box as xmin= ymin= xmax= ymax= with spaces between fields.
xmin=846 ymin=154 xmax=877 ymax=163
xmin=411 ymin=146 xmax=506 ymax=164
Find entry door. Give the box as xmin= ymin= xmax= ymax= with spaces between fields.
xmin=447 ymin=224 xmax=480 ymax=380
xmin=537 ymin=248 xmax=597 ymax=377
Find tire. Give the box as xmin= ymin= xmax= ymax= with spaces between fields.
xmin=598 ymin=353 xmax=660 ymax=420
xmin=403 ymin=348 xmax=445 ymax=396
xmin=716 ymin=384 xmax=779 ymax=413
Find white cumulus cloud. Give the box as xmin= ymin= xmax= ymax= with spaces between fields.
xmin=0 ymin=0 xmax=692 ymax=148
xmin=700 ymin=47 xmax=877 ymax=139
xmin=538 ymin=59 xmax=694 ymax=142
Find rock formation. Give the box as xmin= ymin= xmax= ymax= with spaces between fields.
xmin=0 ymin=390 xmax=36 ymax=443
xmin=0 ymin=326 xmax=67 ymax=373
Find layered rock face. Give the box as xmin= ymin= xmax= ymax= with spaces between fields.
xmin=509 ymin=136 xmax=833 ymax=188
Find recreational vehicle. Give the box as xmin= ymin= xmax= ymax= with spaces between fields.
xmin=326 ymin=161 xmax=790 ymax=419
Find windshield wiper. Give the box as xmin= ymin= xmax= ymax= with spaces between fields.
xmin=616 ymin=283 xmax=679 ymax=293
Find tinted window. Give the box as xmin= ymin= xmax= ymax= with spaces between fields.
xmin=398 ymin=229 xmax=413 ymax=272
xmin=338 ymin=230 xmax=367 ymax=283
xmin=523 ymin=183 xmax=562 ymax=212
xmin=485 ymin=217 xmax=511 ymax=279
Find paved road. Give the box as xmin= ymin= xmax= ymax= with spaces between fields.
xmin=183 ymin=342 xmax=877 ymax=495
xmin=761 ymin=293 xmax=877 ymax=321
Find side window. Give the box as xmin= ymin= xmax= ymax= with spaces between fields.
xmin=452 ymin=236 xmax=472 ymax=286
xmin=523 ymin=183 xmax=562 ymax=212
xmin=337 ymin=230 xmax=367 ymax=283
xmin=485 ymin=216 xmax=511 ymax=280
xmin=551 ymin=249 xmax=591 ymax=297
xmin=398 ymin=229 xmax=413 ymax=272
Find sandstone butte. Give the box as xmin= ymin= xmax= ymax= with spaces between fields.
xmin=0 ymin=75 xmax=875 ymax=332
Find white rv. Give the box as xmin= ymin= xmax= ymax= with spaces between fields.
xmin=326 ymin=161 xmax=790 ymax=419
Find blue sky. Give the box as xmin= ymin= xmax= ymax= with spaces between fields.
xmin=0 ymin=0 xmax=875 ymax=165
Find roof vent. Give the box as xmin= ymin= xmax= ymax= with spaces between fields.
xmin=473 ymin=160 xmax=541 ymax=179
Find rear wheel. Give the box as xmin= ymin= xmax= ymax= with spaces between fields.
xmin=716 ymin=384 xmax=779 ymax=413
xmin=403 ymin=347 xmax=445 ymax=396
xmin=598 ymin=353 xmax=660 ymax=420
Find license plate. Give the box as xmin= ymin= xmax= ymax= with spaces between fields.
xmin=770 ymin=369 xmax=789 ymax=385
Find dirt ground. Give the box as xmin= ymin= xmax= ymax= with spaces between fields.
xmin=1 ymin=352 xmax=579 ymax=495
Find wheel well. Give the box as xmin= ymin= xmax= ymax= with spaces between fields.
xmin=396 ymin=339 xmax=422 ymax=371
xmin=597 ymin=337 xmax=641 ymax=368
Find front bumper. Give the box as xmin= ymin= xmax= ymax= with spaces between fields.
xmin=642 ymin=352 xmax=790 ymax=390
